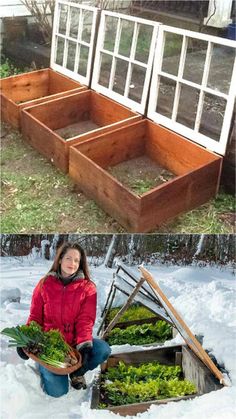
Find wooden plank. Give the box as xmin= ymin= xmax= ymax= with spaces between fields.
xmin=0 ymin=68 xmax=86 ymax=129
xmin=106 ymin=394 xmax=198 ymax=416
xmin=139 ymin=266 xmax=227 ymax=385
xmin=90 ymin=92 xmax=141 ymax=126
xmin=72 ymin=121 xmax=146 ymax=168
xmin=21 ymin=109 xmax=69 ymax=173
xmin=146 ymin=120 xmax=220 ymax=175
xmin=182 ymin=346 xmax=223 ymax=394
xmin=23 ymin=90 xmax=91 ymax=130
xmin=17 ymin=85 xmax=86 ymax=113
xmin=66 ymin=115 xmax=141 ymax=143
xmin=138 ymin=158 xmax=222 ymax=232
xmin=48 ymin=69 xmax=83 ymax=94
xmin=0 ymin=93 xmax=19 ymax=128
xmin=106 ymin=345 xmax=182 ymax=368
xmin=69 ymin=147 xmax=140 ymax=230
xmin=0 ymin=69 xmax=49 ymax=102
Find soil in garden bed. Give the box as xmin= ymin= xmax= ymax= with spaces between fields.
xmin=99 ymin=360 xmax=197 ymax=408
xmin=55 ymin=120 xmax=100 ymax=139
xmin=107 ymin=156 xmax=175 ymax=195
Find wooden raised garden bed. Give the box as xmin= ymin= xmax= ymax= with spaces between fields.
xmin=91 ymin=345 xmax=223 ymax=416
xmin=0 ymin=68 xmax=86 ymax=129
xmin=69 ymin=119 xmax=222 ymax=232
xmin=21 ymin=90 xmax=141 ymax=173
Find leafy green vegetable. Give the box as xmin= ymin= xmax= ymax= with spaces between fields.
xmin=103 ymin=378 xmax=196 ymax=405
xmin=101 ymin=361 xmax=197 ymax=406
xmin=104 ymin=361 xmax=182 ymax=382
xmin=107 ymin=320 xmax=172 ymax=345
xmin=1 ymin=325 xmax=35 ymax=348
xmin=1 ymin=322 xmax=75 ymax=368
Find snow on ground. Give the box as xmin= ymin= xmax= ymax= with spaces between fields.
xmin=0 ymin=256 xmax=235 ymax=419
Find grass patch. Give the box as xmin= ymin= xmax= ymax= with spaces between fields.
xmin=1 ymin=170 xmax=76 ymax=232
xmin=162 ymin=194 xmax=235 ymax=234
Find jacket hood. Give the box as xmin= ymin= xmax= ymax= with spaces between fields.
xmin=49 ymin=269 xmax=85 ymax=281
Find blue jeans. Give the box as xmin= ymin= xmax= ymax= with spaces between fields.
xmin=38 ymin=338 xmax=111 ymax=398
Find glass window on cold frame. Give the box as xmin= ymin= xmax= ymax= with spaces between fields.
xmin=91 ymin=11 xmax=159 ymax=114
xmin=148 ymin=26 xmax=236 ymax=155
xmin=51 ymin=1 xmax=98 ymax=86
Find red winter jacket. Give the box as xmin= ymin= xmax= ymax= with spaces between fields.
xmin=27 ymin=273 xmax=97 ymax=348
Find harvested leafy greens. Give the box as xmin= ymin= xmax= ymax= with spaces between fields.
xmin=101 ymin=361 xmax=197 ymax=406
xmin=1 ymin=321 xmax=77 ymax=368
xmin=107 ymin=320 xmax=172 ymax=345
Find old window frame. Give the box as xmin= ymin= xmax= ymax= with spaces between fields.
xmin=91 ymin=10 xmax=159 ymax=114
xmin=148 ymin=25 xmax=236 ymax=155
xmin=50 ymin=0 xmax=98 ymax=85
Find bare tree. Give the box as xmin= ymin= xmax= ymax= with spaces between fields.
xmin=20 ymin=0 xmax=55 ymax=44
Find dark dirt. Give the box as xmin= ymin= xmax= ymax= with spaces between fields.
xmin=55 ymin=120 xmax=100 ymax=139
xmin=107 ymin=156 xmax=175 ymax=195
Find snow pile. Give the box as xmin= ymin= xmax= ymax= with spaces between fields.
xmin=1 ymin=288 xmax=21 ymax=306
xmin=0 ymin=257 xmax=235 ymax=419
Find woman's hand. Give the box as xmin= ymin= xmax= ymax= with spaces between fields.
xmin=16 ymin=347 xmax=29 ymax=360
xmin=79 ymin=346 xmax=93 ymax=366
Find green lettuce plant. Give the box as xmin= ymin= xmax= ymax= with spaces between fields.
xmin=101 ymin=361 xmax=197 ymax=406
xmin=107 ymin=320 xmax=172 ymax=345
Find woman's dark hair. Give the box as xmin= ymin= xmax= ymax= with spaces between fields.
xmin=41 ymin=242 xmax=90 ymax=284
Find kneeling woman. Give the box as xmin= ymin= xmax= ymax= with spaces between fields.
xmin=17 ymin=242 xmax=111 ymax=397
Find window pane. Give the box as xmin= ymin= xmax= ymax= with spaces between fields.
xmin=82 ymin=10 xmax=93 ymax=43
xmin=162 ymin=32 xmax=183 ymax=76
xmin=66 ymin=41 xmax=76 ymax=71
xmin=98 ymin=53 xmax=113 ymax=87
xmin=183 ymin=37 xmax=207 ymax=84
xmin=113 ymin=59 xmax=129 ymax=95
xmin=58 ymin=4 xmax=68 ymax=35
xmin=128 ymin=64 xmax=146 ymax=103
xmin=69 ymin=7 xmax=80 ymax=39
xmin=78 ymin=45 xmax=89 ymax=77
xmin=118 ymin=20 xmax=134 ymax=58
xmin=135 ymin=24 xmax=153 ymax=63
xmin=199 ymin=93 xmax=227 ymax=141
xmin=103 ymin=16 xmax=118 ymax=52
xmin=56 ymin=37 xmax=65 ymax=66
xmin=156 ymin=76 xmax=176 ymax=118
xmin=176 ymin=85 xmax=200 ymax=129
xmin=207 ymin=44 xmax=235 ymax=94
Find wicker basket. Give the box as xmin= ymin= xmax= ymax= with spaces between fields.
xmin=23 ymin=348 xmax=82 ymax=375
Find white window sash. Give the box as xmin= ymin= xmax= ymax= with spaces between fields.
xmin=91 ymin=10 xmax=159 ymax=114
xmin=50 ymin=0 xmax=98 ymax=86
xmin=148 ymin=25 xmax=236 ymax=156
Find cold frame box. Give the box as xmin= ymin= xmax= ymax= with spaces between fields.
xmin=20 ymin=90 xmax=141 ymax=173
xmin=69 ymin=119 xmax=222 ymax=232
xmin=90 ymin=345 xmax=223 ymax=416
xmin=0 ymin=68 xmax=86 ymax=129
